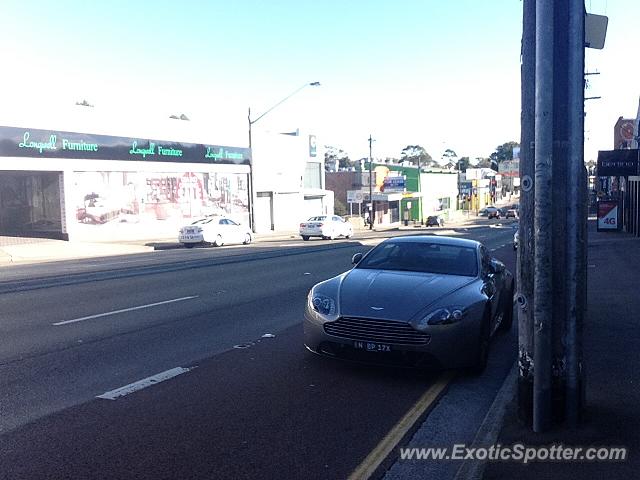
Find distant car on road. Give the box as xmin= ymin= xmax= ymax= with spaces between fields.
xmin=426 ymin=215 xmax=445 ymax=227
xmin=304 ymin=235 xmax=514 ymax=373
xmin=299 ymin=215 xmax=353 ymax=241
xmin=485 ymin=206 xmax=501 ymax=219
xmin=505 ymin=209 xmax=518 ymax=219
xmin=178 ymin=216 xmax=252 ymax=248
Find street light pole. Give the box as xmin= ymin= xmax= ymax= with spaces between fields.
xmin=247 ymin=82 xmax=320 ymax=232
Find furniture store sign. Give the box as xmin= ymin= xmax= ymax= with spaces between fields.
xmin=0 ymin=126 xmax=251 ymax=165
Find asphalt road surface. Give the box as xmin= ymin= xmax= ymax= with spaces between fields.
xmin=0 ymin=221 xmax=518 ymax=479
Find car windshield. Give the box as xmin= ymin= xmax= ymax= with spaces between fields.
xmin=308 ymin=216 xmax=327 ymax=221
xmin=356 ymin=241 xmax=478 ymax=277
xmin=191 ymin=218 xmax=216 ymax=225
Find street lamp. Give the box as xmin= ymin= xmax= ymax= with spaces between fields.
xmin=247 ymin=81 xmax=321 ymax=231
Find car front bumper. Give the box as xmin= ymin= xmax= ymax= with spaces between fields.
xmin=303 ymin=310 xmax=483 ymax=369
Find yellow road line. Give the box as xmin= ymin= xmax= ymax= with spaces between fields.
xmin=348 ymin=371 xmax=455 ymax=480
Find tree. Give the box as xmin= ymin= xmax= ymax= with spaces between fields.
xmin=334 ymin=198 xmax=348 ymax=216
xmin=489 ymin=141 xmax=520 ymax=163
xmin=441 ymin=148 xmax=458 ymax=164
xmin=400 ymin=145 xmax=436 ymax=168
xmin=475 ymin=157 xmax=493 ymax=169
xmin=457 ymin=156 xmax=471 ymax=172
xmin=324 ymin=145 xmax=352 ymax=171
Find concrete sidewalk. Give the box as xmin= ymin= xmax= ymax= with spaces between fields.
xmin=481 ymin=221 xmax=639 ymax=479
xmin=0 ymin=214 xmax=486 ymax=265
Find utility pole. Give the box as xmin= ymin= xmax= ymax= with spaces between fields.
xmin=520 ymin=0 xmax=587 ymax=431
xmin=368 ymin=135 xmax=375 ymax=230
xmin=566 ymin=0 xmax=586 ymax=428
xmin=518 ymin=0 xmax=536 ymax=426
xmin=532 ymin=0 xmax=554 ymax=434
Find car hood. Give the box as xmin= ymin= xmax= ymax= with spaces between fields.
xmin=339 ymin=268 xmax=475 ymax=321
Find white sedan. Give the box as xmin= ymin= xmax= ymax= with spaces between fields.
xmin=299 ymin=215 xmax=353 ymax=241
xmin=179 ymin=216 xmax=252 ymax=247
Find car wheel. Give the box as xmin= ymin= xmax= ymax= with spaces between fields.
xmin=499 ymin=284 xmax=515 ymax=332
xmin=184 ymin=243 xmax=195 ymax=249
xmin=302 ymin=235 xmax=310 ymax=241
xmin=213 ymin=234 xmax=223 ymax=247
xmin=469 ymin=310 xmax=491 ymax=375
xmin=243 ymin=233 xmax=252 ymax=245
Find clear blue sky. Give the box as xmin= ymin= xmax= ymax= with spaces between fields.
xmin=1 ymin=0 xmax=636 ymax=162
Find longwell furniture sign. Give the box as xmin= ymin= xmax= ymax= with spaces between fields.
xmin=0 ymin=126 xmax=251 ymax=165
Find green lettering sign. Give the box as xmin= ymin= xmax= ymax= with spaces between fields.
xmin=62 ymin=138 xmax=99 ymax=152
xmin=158 ymin=145 xmax=183 ymax=157
xmin=18 ymin=131 xmax=57 ymax=153
xmin=129 ymin=141 xmax=156 ymax=158
xmin=205 ymin=146 xmax=244 ymax=161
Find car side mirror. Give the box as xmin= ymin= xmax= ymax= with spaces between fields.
xmin=489 ymin=259 xmax=505 ymax=274
xmin=352 ymin=252 xmax=363 ymax=265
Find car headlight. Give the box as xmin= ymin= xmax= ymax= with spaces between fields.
xmin=310 ymin=294 xmax=337 ymax=316
xmin=416 ymin=307 xmax=465 ymax=329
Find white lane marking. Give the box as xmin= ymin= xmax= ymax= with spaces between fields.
xmin=53 ymin=296 xmax=199 ymax=326
xmin=96 ymin=367 xmax=194 ymax=400
xmin=280 ymin=243 xmax=302 ymax=247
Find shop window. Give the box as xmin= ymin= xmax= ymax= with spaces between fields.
xmin=304 ymin=162 xmax=322 ymax=189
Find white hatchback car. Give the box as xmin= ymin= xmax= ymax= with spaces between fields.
xmin=299 ymin=215 xmax=353 ymax=241
xmin=179 ymin=216 xmax=252 ymax=248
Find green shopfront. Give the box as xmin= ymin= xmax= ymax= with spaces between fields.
xmin=0 ymin=126 xmax=251 ymax=241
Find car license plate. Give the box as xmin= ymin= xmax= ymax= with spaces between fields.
xmin=353 ymin=340 xmax=391 ymax=352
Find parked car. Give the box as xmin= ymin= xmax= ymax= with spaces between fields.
xmin=178 ymin=216 xmax=252 ymax=248
xmin=513 ymin=228 xmax=519 ymax=250
xmin=505 ymin=209 xmax=518 ymax=219
xmin=486 ymin=206 xmax=501 ymax=219
xmin=426 ymin=215 xmax=445 ymax=227
xmin=304 ymin=235 xmax=515 ymax=373
xmin=299 ymin=215 xmax=353 ymax=241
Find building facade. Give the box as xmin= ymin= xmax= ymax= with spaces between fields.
xmin=0 ymin=125 xmax=250 ymax=242
xmin=250 ymin=131 xmax=332 ymax=232
xmin=326 ymin=164 xmax=458 ymax=225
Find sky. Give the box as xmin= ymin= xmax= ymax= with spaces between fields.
xmin=0 ymin=0 xmax=637 ymax=163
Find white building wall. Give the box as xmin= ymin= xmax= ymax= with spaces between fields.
xmin=420 ymin=173 xmax=459 ymax=216
xmin=251 ymin=130 xmax=331 ymax=232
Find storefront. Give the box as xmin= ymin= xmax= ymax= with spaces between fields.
xmin=0 ymin=126 xmax=250 ymax=241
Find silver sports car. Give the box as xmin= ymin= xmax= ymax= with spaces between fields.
xmin=304 ymin=236 xmax=514 ymax=373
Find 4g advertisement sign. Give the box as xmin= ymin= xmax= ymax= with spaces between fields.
xmin=597 ymin=200 xmax=620 ymax=231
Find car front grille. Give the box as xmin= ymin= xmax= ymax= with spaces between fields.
xmin=324 ymin=317 xmax=431 ymax=346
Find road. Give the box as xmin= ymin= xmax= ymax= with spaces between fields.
xmin=0 ymin=221 xmax=518 ymax=479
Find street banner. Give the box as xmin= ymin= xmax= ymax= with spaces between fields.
xmin=597 ymin=200 xmax=619 ymax=231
